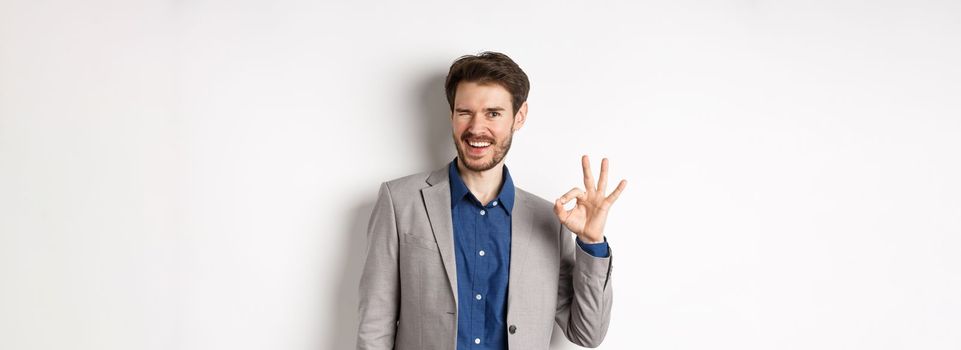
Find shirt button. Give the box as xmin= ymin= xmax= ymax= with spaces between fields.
xmin=478 ymin=250 xmax=485 ymax=256
xmin=475 ymin=294 xmax=482 ymax=300
xmin=479 ymin=209 xmax=486 ymax=215
xmin=474 ymin=338 xmax=481 ymax=344
xmin=509 ymin=325 xmax=517 ymax=334
xmin=492 ymin=201 xmax=498 ymax=206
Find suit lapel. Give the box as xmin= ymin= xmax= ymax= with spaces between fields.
xmin=507 ymin=189 xmax=534 ymax=313
xmin=421 ymin=166 xmax=535 ymax=313
xmin=422 ymin=167 xmax=459 ymax=307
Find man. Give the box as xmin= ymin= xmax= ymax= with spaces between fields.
xmin=357 ymin=52 xmax=627 ymax=350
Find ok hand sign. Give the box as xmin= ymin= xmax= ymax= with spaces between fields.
xmin=553 ymin=155 xmax=627 ymax=243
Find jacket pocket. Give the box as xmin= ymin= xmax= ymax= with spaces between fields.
xmin=403 ymin=232 xmax=438 ymax=251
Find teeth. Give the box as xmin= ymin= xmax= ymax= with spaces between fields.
xmin=468 ymin=141 xmax=491 ymax=147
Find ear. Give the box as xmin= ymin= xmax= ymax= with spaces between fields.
xmin=513 ymin=101 xmax=528 ymax=132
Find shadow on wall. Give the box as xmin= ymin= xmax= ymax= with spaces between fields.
xmin=324 ymin=71 xmax=452 ymax=350
xmin=324 ymin=69 xmax=581 ymax=349
xmin=419 ymin=71 xmax=456 ymax=167
xmin=325 ymin=201 xmax=375 ymax=350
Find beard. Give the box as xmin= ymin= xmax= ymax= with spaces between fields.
xmin=453 ymin=129 xmax=514 ymax=172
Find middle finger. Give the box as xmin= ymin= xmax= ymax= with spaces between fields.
xmin=582 ymin=155 xmax=595 ymax=193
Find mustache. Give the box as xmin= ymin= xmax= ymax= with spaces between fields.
xmin=462 ymin=134 xmax=495 ymax=143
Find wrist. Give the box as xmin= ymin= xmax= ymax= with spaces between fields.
xmin=578 ymin=235 xmax=604 ymax=244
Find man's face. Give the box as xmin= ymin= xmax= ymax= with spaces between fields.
xmin=451 ymin=81 xmax=526 ymax=172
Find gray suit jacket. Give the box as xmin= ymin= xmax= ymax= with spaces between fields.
xmin=357 ymin=164 xmax=614 ymax=350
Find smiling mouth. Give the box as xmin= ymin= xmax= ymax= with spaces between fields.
xmin=464 ymin=139 xmax=492 ymax=156
xmin=467 ymin=140 xmax=492 ymax=148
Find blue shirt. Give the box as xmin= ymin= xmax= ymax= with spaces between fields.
xmin=448 ymin=158 xmax=609 ymax=350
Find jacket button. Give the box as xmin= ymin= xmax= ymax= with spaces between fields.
xmin=508 ymin=325 xmax=517 ymax=334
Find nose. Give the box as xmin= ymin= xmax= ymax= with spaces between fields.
xmin=464 ymin=115 xmax=488 ymax=132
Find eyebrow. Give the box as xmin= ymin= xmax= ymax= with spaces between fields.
xmin=454 ymin=107 xmax=506 ymax=113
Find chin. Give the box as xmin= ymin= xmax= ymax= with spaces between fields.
xmin=468 ymin=158 xmax=499 ymax=172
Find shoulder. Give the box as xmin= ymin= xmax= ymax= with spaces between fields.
xmin=515 ymin=186 xmax=557 ymax=214
xmin=515 ymin=186 xmax=546 ymax=204
xmin=516 ymin=186 xmax=567 ymax=238
xmin=383 ymin=169 xmax=433 ymax=190
xmin=374 ymin=167 xmax=440 ymax=201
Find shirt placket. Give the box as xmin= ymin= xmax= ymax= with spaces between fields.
xmin=471 ymin=200 xmax=490 ymax=348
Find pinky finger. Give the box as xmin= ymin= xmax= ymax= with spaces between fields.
xmin=605 ymin=179 xmax=628 ymax=205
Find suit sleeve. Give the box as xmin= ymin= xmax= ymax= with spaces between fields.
xmin=576 ymin=236 xmax=610 ymax=258
xmin=356 ymin=182 xmax=400 ymax=350
xmin=554 ymin=224 xmax=614 ymax=348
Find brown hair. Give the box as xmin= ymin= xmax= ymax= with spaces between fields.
xmin=445 ymin=51 xmax=530 ymax=116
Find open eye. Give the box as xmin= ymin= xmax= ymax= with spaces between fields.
xmin=489 ymin=111 xmax=501 ymax=117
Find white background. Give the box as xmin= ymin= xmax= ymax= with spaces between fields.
xmin=1 ymin=0 xmax=959 ymax=349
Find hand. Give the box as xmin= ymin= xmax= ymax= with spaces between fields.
xmin=553 ymin=155 xmax=627 ymax=243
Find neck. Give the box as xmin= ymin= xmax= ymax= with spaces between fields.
xmin=456 ymin=158 xmax=504 ymax=206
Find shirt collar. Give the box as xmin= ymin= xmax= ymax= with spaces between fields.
xmin=448 ymin=157 xmax=515 ymax=214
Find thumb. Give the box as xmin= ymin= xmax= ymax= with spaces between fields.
xmin=553 ymin=198 xmax=567 ymax=221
